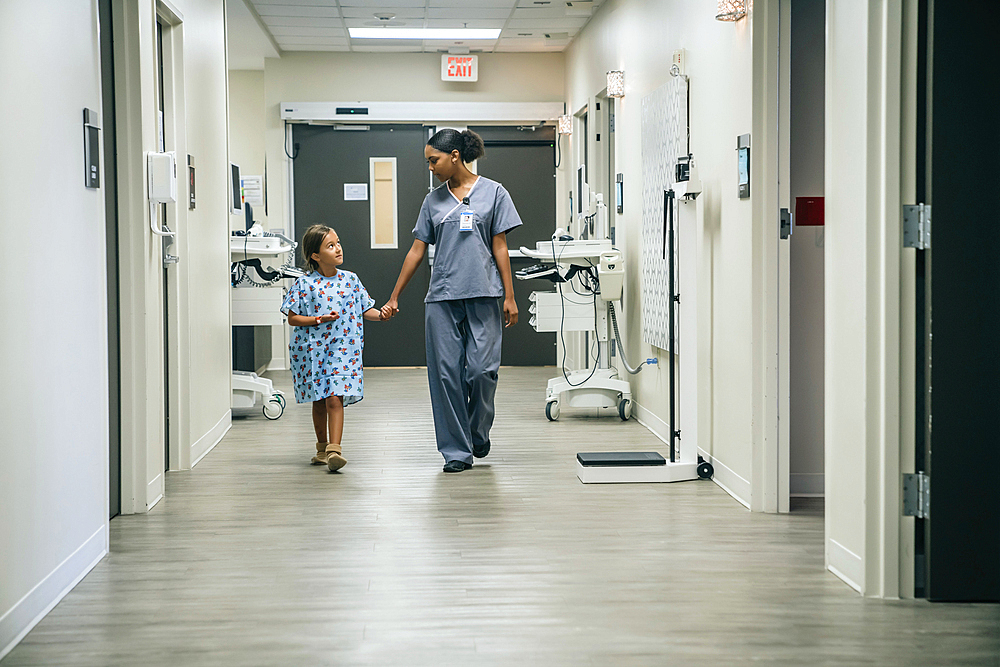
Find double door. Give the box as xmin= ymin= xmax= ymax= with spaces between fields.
xmin=291 ymin=124 xmax=557 ymax=367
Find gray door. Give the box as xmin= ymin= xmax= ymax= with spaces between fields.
xmin=292 ymin=124 xmax=430 ymax=366
xmin=918 ymin=1 xmax=1000 ymax=602
xmin=471 ymin=126 xmax=557 ymax=366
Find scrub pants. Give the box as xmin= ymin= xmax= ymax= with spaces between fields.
xmin=424 ymin=297 xmax=503 ymax=464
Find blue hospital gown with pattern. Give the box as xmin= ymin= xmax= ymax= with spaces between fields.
xmin=280 ymin=270 xmax=375 ymax=405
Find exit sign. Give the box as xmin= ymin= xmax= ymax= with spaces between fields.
xmin=442 ymin=55 xmax=478 ymax=82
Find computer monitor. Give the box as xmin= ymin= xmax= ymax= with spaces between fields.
xmin=230 ymin=162 xmax=242 ymax=214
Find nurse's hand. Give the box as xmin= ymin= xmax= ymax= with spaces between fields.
xmin=381 ymin=299 xmax=399 ymax=319
xmin=503 ymin=297 xmax=518 ymax=328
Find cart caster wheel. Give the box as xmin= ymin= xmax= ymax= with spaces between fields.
xmin=263 ymin=399 xmax=284 ymax=420
xmin=545 ymin=400 xmax=560 ymax=421
xmin=618 ymin=398 xmax=632 ymax=421
xmin=273 ymin=394 xmax=286 ymax=408
xmin=697 ymin=461 xmax=714 ymax=479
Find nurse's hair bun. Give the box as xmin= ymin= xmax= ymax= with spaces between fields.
xmin=427 ymin=128 xmax=486 ymax=164
xmin=460 ymin=130 xmax=485 ymax=163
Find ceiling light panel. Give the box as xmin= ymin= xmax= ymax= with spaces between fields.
xmin=352 ymin=44 xmax=424 ymax=52
xmin=262 ymin=17 xmax=345 ymax=28
xmin=269 ymin=26 xmax=348 ymax=36
xmin=275 ymin=36 xmax=350 ymax=44
xmin=349 ymin=28 xmax=501 ymax=39
xmin=281 ymin=44 xmax=351 ymax=51
xmin=253 ymin=4 xmax=341 ymax=18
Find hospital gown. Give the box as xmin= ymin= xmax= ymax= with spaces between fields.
xmin=280 ymin=270 xmax=375 ymax=405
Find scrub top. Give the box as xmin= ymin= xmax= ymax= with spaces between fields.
xmin=279 ymin=270 xmax=375 ymax=405
xmin=412 ymin=176 xmax=522 ymax=303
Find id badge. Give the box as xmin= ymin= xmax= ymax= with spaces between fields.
xmin=459 ymin=210 xmax=475 ymax=232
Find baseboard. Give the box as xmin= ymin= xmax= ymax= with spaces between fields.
xmin=828 ymin=538 xmax=863 ymax=593
xmin=191 ymin=409 xmax=232 ymax=468
xmin=697 ymin=449 xmax=751 ymax=509
xmin=632 ymin=400 xmax=750 ymax=508
xmin=146 ymin=473 xmax=163 ymax=511
xmin=266 ymin=358 xmax=286 ymax=372
xmin=790 ymin=473 xmax=825 ymax=497
xmin=0 ymin=524 xmax=107 ymax=661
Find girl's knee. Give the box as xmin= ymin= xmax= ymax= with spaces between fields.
xmin=325 ymin=395 xmax=343 ymax=409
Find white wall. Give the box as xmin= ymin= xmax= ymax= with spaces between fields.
xmin=262 ymin=52 xmax=566 ymax=240
xmin=1 ymin=0 xmax=234 ymax=654
xmin=229 ymin=69 xmax=266 ymax=232
xmin=565 ymin=0 xmax=756 ymax=503
xmin=789 ymin=0 xmax=825 ymax=496
xmin=0 ymin=0 xmax=109 ymax=657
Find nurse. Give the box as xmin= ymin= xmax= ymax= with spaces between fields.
xmin=382 ymin=128 xmax=522 ymax=472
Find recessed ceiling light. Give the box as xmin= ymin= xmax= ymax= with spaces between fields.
xmin=349 ymin=28 xmax=501 ymax=40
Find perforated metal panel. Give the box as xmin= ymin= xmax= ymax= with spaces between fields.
xmin=640 ymin=77 xmax=687 ymax=350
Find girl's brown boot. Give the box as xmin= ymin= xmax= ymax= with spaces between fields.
xmin=326 ymin=443 xmax=347 ymax=472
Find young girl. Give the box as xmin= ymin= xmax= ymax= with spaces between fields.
xmin=280 ymin=225 xmax=390 ymax=471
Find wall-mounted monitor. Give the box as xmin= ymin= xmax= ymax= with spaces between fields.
xmin=230 ymin=162 xmax=242 ymax=214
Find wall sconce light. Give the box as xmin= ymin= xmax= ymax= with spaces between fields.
xmin=715 ymin=0 xmax=747 ymax=21
xmin=557 ymin=114 xmax=573 ymax=135
xmin=607 ymin=70 xmax=625 ymax=98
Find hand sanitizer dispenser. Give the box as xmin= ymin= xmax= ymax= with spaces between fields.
xmin=147 ymin=151 xmax=177 ymax=204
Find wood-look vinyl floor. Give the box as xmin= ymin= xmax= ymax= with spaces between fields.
xmin=4 ymin=367 xmax=998 ymax=666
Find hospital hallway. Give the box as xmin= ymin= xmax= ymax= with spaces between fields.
xmin=3 ymin=367 xmax=998 ymax=667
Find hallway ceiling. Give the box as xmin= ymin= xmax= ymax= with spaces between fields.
xmin=243 ymin=0 xmax=604 ymax=53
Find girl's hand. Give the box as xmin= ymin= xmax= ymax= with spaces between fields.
xmin=379 ymin=305 xmax=393 ymax=321
xmin=503 ymin=297 xmax=518 ymax=328
xmin=317 ymin=313 xmax=339 ymax=324
xmin=382 ymin=299 xmax=399 ymax=319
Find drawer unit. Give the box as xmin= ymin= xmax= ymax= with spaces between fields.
xmin=528 ymin=290 xmax=603 ymax=333
xmin=232 ymin=285 xmax=285 ymax=326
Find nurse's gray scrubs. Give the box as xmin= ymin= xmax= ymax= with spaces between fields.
xmin=412 ymin=176 xmax=522 ymax=464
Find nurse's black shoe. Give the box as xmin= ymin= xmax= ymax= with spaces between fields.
xmin=443 ymin=460 xmax=472 ymax=473
xmin=473 ymin=440 xmax=491 ymax=458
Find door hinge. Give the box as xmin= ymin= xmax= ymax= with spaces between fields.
xmin=903 ymin=204 xmax=931 ymax=249
xmin=902 ymin=472 xmax=930 ymax=518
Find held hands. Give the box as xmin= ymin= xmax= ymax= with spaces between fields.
xmin=379 ymin=299 xmax=399 ymax=321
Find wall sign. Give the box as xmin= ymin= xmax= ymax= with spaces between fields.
xmin=344 ymin=183 xmax=368 ymax=201
xmin=441 ymin=55 xmax=478 ymax=82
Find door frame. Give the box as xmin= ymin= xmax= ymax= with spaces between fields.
xmin=111 ymin=0 xmax=191 ymax=514
xmin=760 ymin=0 xmax=919 ymax=596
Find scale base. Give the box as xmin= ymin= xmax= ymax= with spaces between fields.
xmin=576 ymin=452 xmax=698 ymax=484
